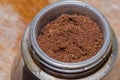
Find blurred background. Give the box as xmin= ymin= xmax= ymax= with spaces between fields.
xmin=0 ymin=0 xmax=119 ymax=80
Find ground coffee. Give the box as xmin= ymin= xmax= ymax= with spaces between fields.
xmin=37 ymin=14 xmax=104 ymax=63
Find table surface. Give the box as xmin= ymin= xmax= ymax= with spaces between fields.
xmin=0 ymin=0 xmax=120 ymax=80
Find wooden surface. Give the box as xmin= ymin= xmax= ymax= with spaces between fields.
xmin=0 ymin=0 xmax=120 ymax=80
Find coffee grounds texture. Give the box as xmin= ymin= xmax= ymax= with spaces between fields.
xmin=38 ymin=14 xmax=104 ymax=63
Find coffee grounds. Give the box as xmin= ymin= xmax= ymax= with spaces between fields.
xmin=37 ymin=14 xmax=104 ymax=63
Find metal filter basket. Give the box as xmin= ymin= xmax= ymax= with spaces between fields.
xmin=21 ymin=1 xmax=118 ymax=80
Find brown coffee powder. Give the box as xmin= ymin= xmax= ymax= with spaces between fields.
xmin=37 ymin=14 xmax=104 ymax=63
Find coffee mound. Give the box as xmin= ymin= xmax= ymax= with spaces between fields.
xmin=38 ymin=14 xmax=104 ymax=63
